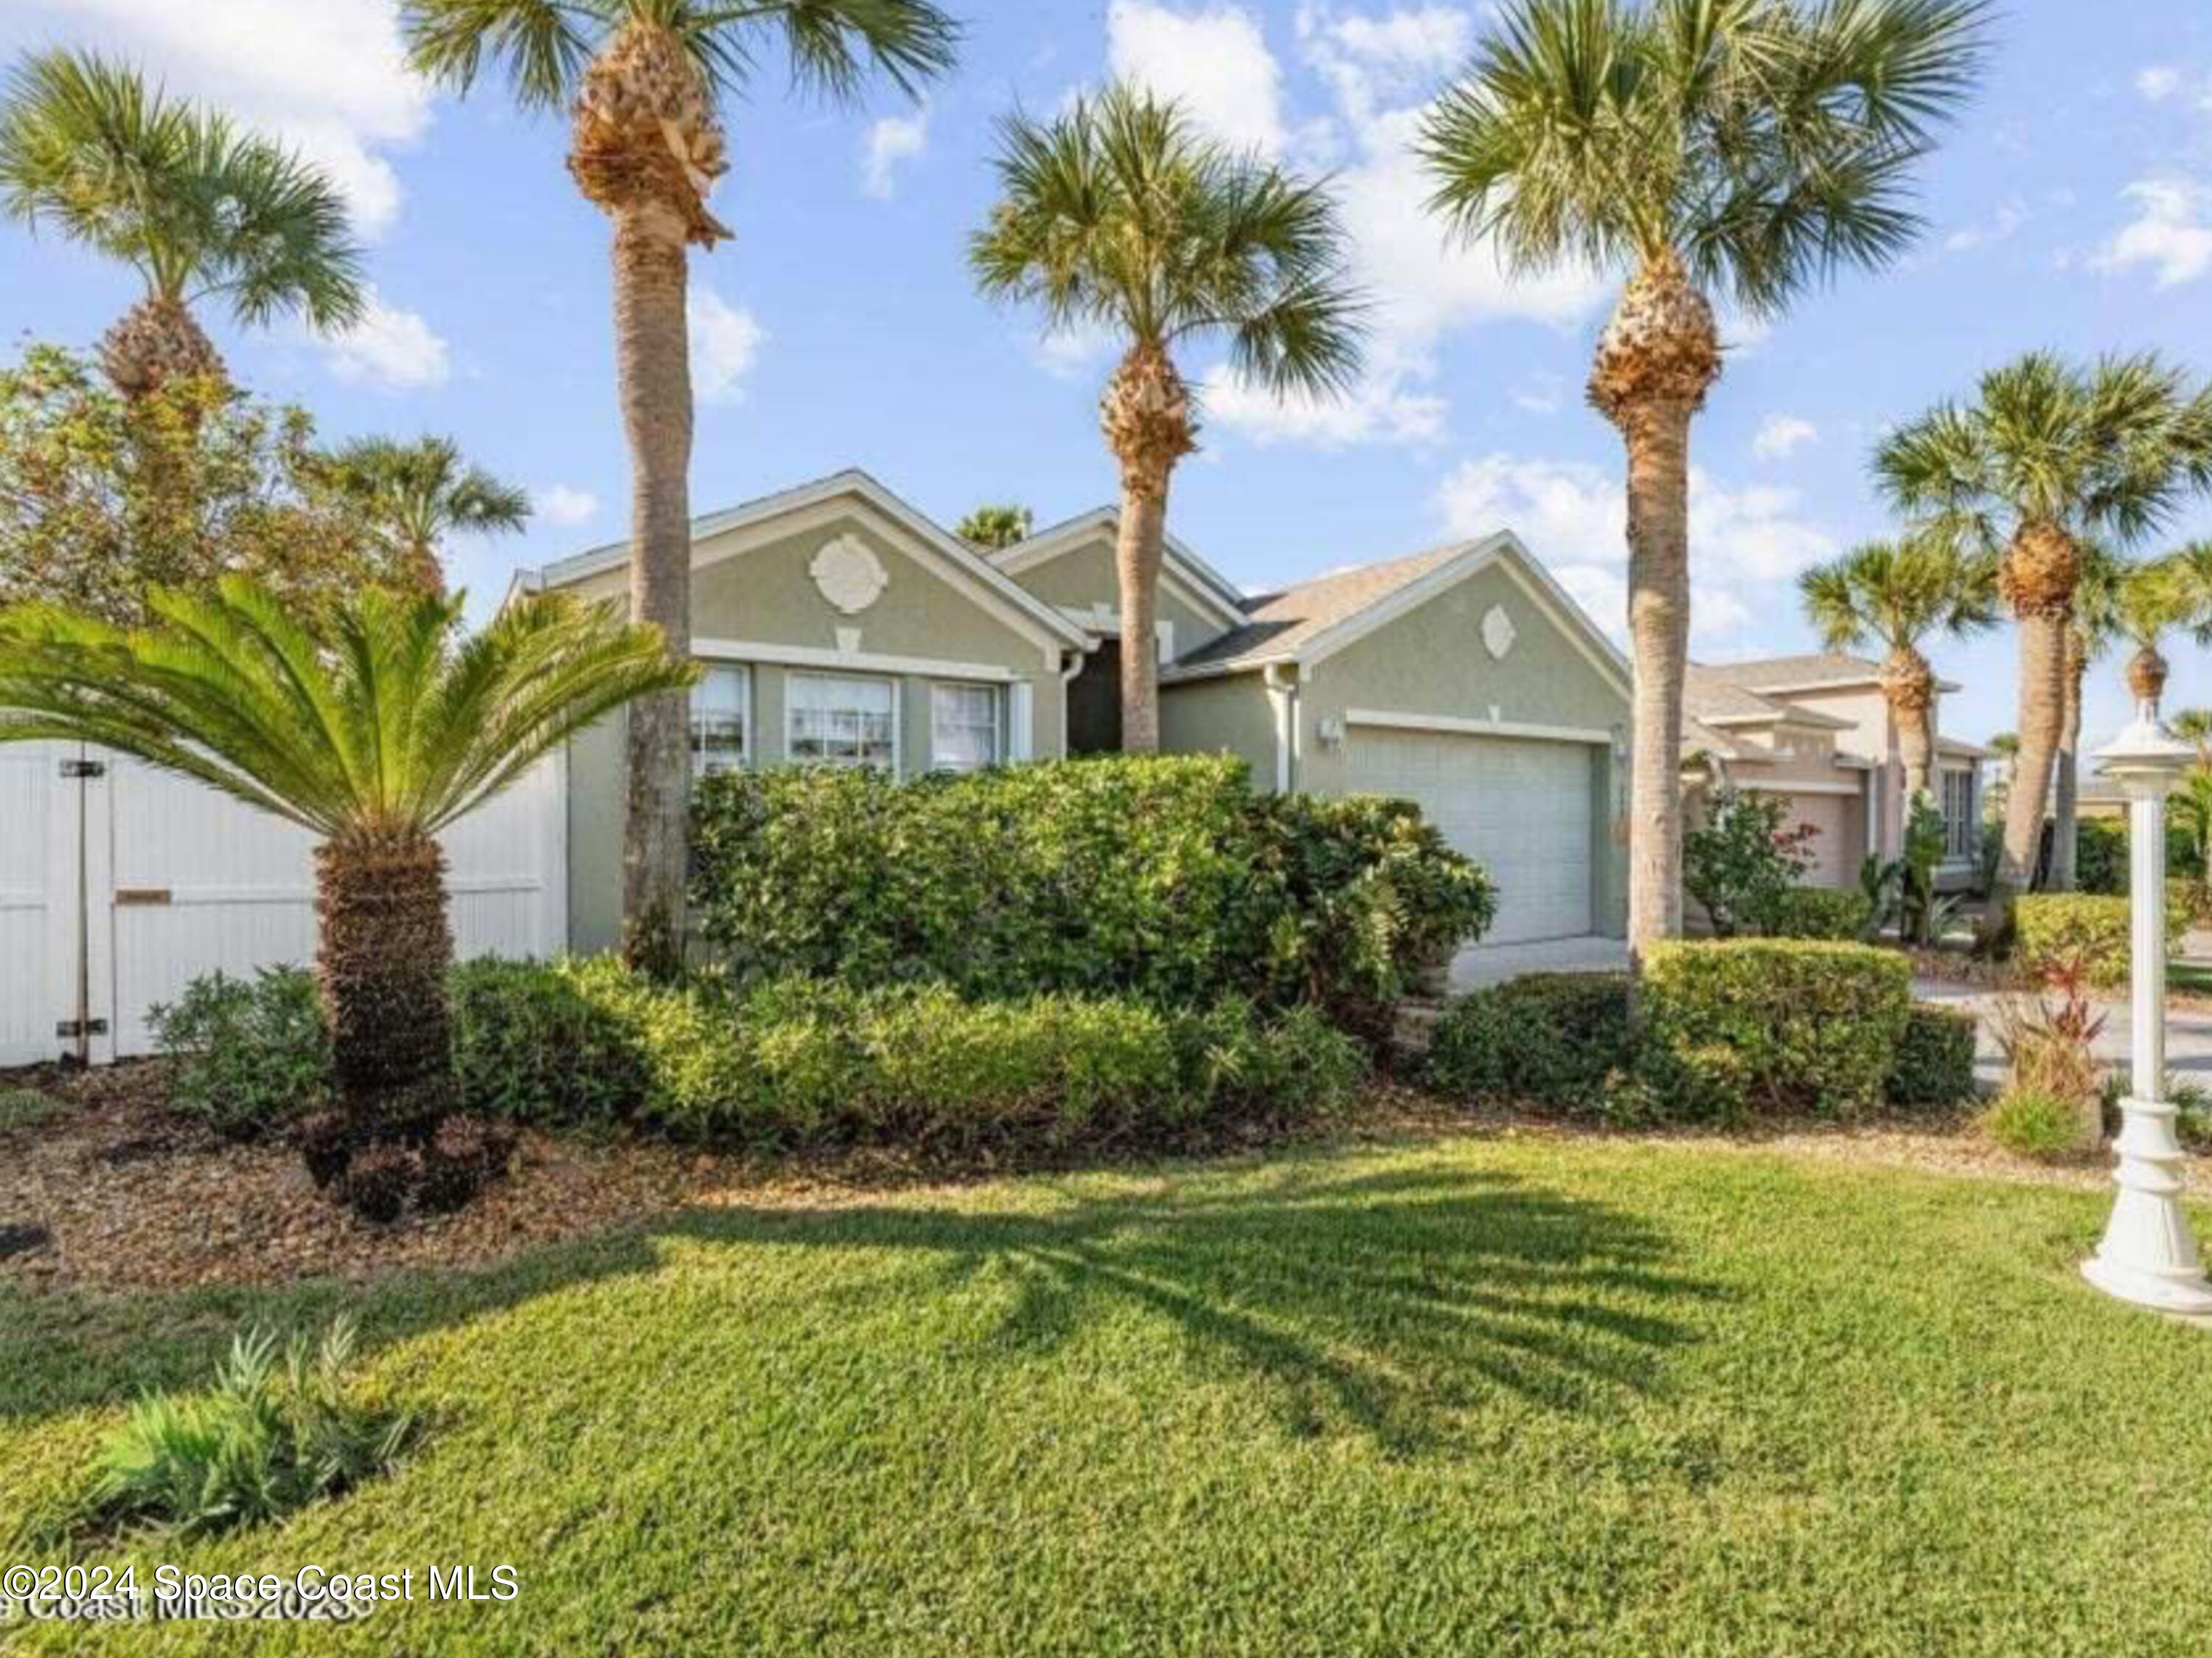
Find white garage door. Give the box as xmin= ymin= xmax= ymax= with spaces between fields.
xmin=1346 ymin=729 xmax=1596 ymax=945
xmin=1764 ymin=791 xmax=1850 ymax=888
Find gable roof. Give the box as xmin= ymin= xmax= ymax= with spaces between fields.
xmin=988 ymin=506 xmax=1249 ymax=625
xmin=1683 ymin=666 xmax=1855 ymax=732
xmin=1161 ymin=531 xmax=1632 ymax=698
xmin=1712 ymin=651 xmax=1962 ymax=696
xmin=517 ymin=468 xmax=1088 ymax=650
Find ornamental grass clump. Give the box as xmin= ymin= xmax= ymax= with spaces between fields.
xmin=1989 ymin=951 xmax=2107 ymax=1156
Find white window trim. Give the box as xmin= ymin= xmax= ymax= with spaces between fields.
xmin=786 ymin=670 xmax=900 ymax=773
xmin=696 ymin=636 xmax=1016 ymax=682
xmin=688 ymin=662 xmax=753 ymax=777
xmin=928 ymin=679 xmax=1006 ymax=774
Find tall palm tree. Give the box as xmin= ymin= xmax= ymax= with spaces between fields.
xmin=403 ymin=0 xmax=956 ymax=977
xmin=0 ymin=580 xmax=692 ymax=1114
xmin=2174 ymin=708 xmax=2212 ymax=770
xmin=1878 ymin=354 xmax=2212 ymax=921
xmin=1421 ymin=0 xmax=1988 ymax=960
xmin=321 ymin=435 xmax=532 ymax=593
xmin=972 ymin=86 xmax=1365 ymax=752
xmin=2101 ymin=555 xmax=2202 ymax=718
xmin=956 ymin=503 xmax=1034 ymax=551
xmin=0 ymin=49 xmax=364 ymax=398
xmin=1798 ymin=536 xmax=1997 ymax=806
xmin=2053 ymin=544 xmax=2127 ymax=889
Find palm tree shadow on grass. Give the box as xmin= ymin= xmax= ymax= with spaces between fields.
xmin=1 ymin=1163 xmax=1724 ymax=1458
xmin=664 ymin=1162 xmax=1728 ymax=1455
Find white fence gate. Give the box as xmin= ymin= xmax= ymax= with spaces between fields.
xmin=0 ymin=743 xmax=566 ymax=1068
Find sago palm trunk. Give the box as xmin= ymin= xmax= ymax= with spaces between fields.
xmin=1992 ymin=522 xmax=2080 ymax=924
xmin=1590 ymin=253 xmax=1721 ymax=965
xmin=2050 ymin=639 xmax=2086 ymax=891
xmin=313 ymin=832 xmax=453 ymax=1111
xmin=612 ymin=198 xmax=695 ymax=976
xmin=1101 ymin=343 xmax=1195 ymax=756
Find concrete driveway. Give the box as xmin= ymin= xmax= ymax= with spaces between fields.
xmin=1450 ymin=934 xmax=1628 ymax=991
xmin=1913 ymin=979 xmax=2212 ymax=1094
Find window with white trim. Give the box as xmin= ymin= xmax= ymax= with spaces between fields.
xmin=930 ymin=682 xmax=1003 ymax=772
xmin=787 ymin=673 xmax=896 ymax=769
xmin=1941 ymin=769 xmax=1975 ymax=859
xmin=688 ymin=665 xmax=749 ymax=776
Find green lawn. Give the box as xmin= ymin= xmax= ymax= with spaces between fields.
xmin=6 ymin=1133 xmax=2212 ymax=1656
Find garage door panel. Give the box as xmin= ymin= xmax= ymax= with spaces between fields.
xmin=1346 ymin=729 xmax=1594 ymax=946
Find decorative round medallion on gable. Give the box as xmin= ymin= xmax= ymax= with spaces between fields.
xmin=1481 ymin=604 xmax=1517 ymax=661
xmin=810 ymin=535 xmax=888 ymax=615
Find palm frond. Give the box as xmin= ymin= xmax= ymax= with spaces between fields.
xmin=402 ymin=0 xmax=602 ymax=108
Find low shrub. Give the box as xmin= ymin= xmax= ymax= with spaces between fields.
xmin=51 ymin=1319 xmax=414 ymax=1543
xmin=1641 ymin=940 xmax=1911 ymax=1117
xmin=150 ymin=967 xmax=330 ymax=1138
xmin=1425 ymin=974 xmax=1631 ymax=1112
xmin=2015 ymin=894 xmax=2187 ymax=989
xmin=1171 ymin=998 xmax=1368 ymax=1128
xmin=1764 ymin=887 xmax=1875 ymax=942
xmin=450 ymin=957 xmax=653 ymax=1128
xmin=1983 ymin=1089 xmax=2084 ymax=1162
xmin=2075 ymin=820 xmax=2128 ymax=897
xmin=554 ymin=957 xmax=759 ymax=1137
xmin=0 ymin=1087 xmax=62 ymax=1133
xmin=1887 ymin=1005 xmax=1980 ymax=1110
xmin=1684 ymin=787 xmax=1816 ymax=937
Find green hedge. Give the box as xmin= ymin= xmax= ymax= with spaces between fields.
xmin=1764 ymin=887 xmax=1874 ymax=941
xmin=1642 ymin=940 xmax=1911 ymax=1117
xmin=2015 ymin=893 xmax=2187 ymax=989
xmin=689 ymin=756 xmax=1495 ymax=1036
xmin=1425 ymin=974 xmax=1632 ymax=1113
xmin=150 ymin=968 xmax=331 ymax=1138
xmin=1886 ymin=1005 xmax=1979 ymax=1110
xmin=2075 ymin=820 xmax=2129 ymax=897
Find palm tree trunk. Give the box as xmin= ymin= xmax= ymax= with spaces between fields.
xmin=1886 ymin=650 xmax=1938 ymax=808
xmin=314 ymin=832 xmax=453 ymax=1111
xmin=612 ymin=198 xmax=695 ymax=977
xmin=2050 ymin=639 xmax=2086 ymax=891
xmin=1621 ymin=400 xmax=1694 ymax=957
xmin=1997 ymin=612 xmax=2066 ymax=913
xmin=1113 ymin=481 xmax=1168 ymax=753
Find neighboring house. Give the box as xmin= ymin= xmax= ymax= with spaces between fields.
xmin=521 ymin=468 xmax=1635 ymax=954
xmin=1683 ymin=653 xmax=1986 ymax=892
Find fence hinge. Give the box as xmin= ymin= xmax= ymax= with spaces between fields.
xmin=59 ymin=758 xmax=105 ymax=780
xmin=55 ymin=1018 xmax=108 ymax=1039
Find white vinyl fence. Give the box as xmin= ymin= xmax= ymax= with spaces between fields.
xmin=0 ymin=743 xmax=566 ymax=1068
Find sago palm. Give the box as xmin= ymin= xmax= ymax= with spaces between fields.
xmin=0 ymin=49 xmax=364 ymax=398
xmin=403 ymin=0 xmax=956 ymax=976
xmin=1877 ymin=353 xmax=2212 ymax=916
xmin=0 ymin=580 xmax=692 ymax=1111
xmin=320 ymin=435 xmax=532 ymax=593
xmin=1421 ymin=0 xmax=1988 ymax=958
xmin=972 ymin=85 xmax=1364 ymax=752
xmin=1798 ymin=536 xmax=1997 ymax=805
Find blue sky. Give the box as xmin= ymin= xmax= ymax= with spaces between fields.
xmin=4 ymin=1 xmax=2211 ymax=749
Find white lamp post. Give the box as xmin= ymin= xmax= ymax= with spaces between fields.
xmin=2081 ymin=673 xmax=2212 ymax=1319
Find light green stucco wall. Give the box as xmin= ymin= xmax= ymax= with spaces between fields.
xmin=1003 ymin=533 xmax=1237 ymax=659
xmin=1159 ymin=672 xmax=1279 ymax=786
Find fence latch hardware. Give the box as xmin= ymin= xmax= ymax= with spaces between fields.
xmin=55 ymin=1019 xmax=108 ymax=1039
xmin=59 ymin=758 xmax=105 ymax=780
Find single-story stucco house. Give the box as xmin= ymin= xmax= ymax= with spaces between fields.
xmin=518 ymin=468 xmax=1983 ymax=956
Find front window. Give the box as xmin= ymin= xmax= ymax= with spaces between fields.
xmin=788 ymin=673 xmax=896 ymax=769
xmin=930 ymin=683 xmax=1002 ymax=773
xmin=1941 ymin=769 xmax=1975 ymax=859
xmin=689 ymin=665 xmax=748 ymax=776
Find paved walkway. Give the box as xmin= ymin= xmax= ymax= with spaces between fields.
xmin=1913 ymin=978 xmax=2212 ymax=1093
xmin=1450 ymin=934 xmax=1629 ymax=991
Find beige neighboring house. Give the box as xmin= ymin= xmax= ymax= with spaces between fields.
xmin=1683 ymin=653 xmax=1987 ymax=892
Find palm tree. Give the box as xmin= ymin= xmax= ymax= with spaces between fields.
xmin=1798 ymin=536 xmax=1997 ymax=805
xmin=403 ymin=0 xmax=956 ymax=977
xmin=973 ymin=86 xmax=1364 ymax=752
xmin=0 ymin=49 xmax=364 ymax=398
xmin=1421 ymin=0 xmax=1989 ymax=960
xmin=0 ymin=580 xmax=692 ymax=1116
xmin=1878 ymin=354 xmax=2212 ymax=921
xmin=956 ymin=504 xmax=1034 ymax=551
xmin=2053 ymin=544 xmax=2127 ymax=889
xmin=2174 ymin=708 xmax=2212 ymax=771
xmin=320 ymin=436 xmax=532 ymax=593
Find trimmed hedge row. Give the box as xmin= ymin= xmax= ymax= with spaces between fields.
xmin=1764 ymin=887 xmax=1874 ymax=941
xmin=166 ymin=960 xmax=1369 ymax=1154
xmin=2015 ymin=893 xmax=2187 ymax=989
xmin=689 ymin=755 xmax=1495 ymax=1038
xmin=1427 ymin=940 xmax=1970 ymax=1123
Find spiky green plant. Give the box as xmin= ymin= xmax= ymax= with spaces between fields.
xmin=319 ymin=435 xmax=532 ymax=594
xmin=1420 ymin=0 xmax=1989 ymax=961
xmin=0 ymin=580 xmax=694 ymax=1111
xmin=972 ymin=83 xmax=1365 ymax=754
xmin=0 ymin=49 xmax=364 ymax=396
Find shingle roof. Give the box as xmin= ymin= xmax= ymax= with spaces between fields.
xmin=1167 ymin=543 xmax=1466 ymax=673
xmin=1938 ymin=734 xmax=1991 ymax=760
xmin=1706 ymin=653 xmax=1885 ymax=691
xmin=1683 ymin=665 xmax=1789 ymax=723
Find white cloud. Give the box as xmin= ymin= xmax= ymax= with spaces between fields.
xmin=1200 ymin=366 xmax=1444 ymax=447
xmin=1548 ymin=563 xmax=1753 ymax=646
xmin=1944 ymin=198 xmax=2028 ymax=252
xmin=861 ymin=104 xmax=930 ymax=199
xmin=689 ymin=287 xmax=766 ymax=403
xmin=1107 ymin=1 xmax=1287 ymax=155
xmin=2093 ymin=178 xmax=2212 ymax=288
xmin=2137 ymin=66 xmax=2184 ymax=103
xmin=1752 ymin=414 xmax=1818 ymax=462
xmin=1029 ymin=322 xmax=1120 ymax=381
xmin=1512 ymin=372 xmax=1567 ymax=414
xmin=532 ymin=485 xmax=599 ymax=529
xmin=18 ymin=0 xmax=431 ymax=237
xmin=321 ymin=290 xmax=449 ymax=389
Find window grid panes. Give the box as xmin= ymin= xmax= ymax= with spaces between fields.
xmin=931 ymin=683 xmax=1002 ymax=773
xmin=1941 ymin=770 xmax=1975 ymax=859
xmin=788 ymin=673 xmax=896 ymax=770
xmin=688 ymin=665 xmax=748 ymax=776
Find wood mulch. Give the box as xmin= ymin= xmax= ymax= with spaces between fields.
xmin=0 ymin=1066 xmax=2189 ymax=1303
